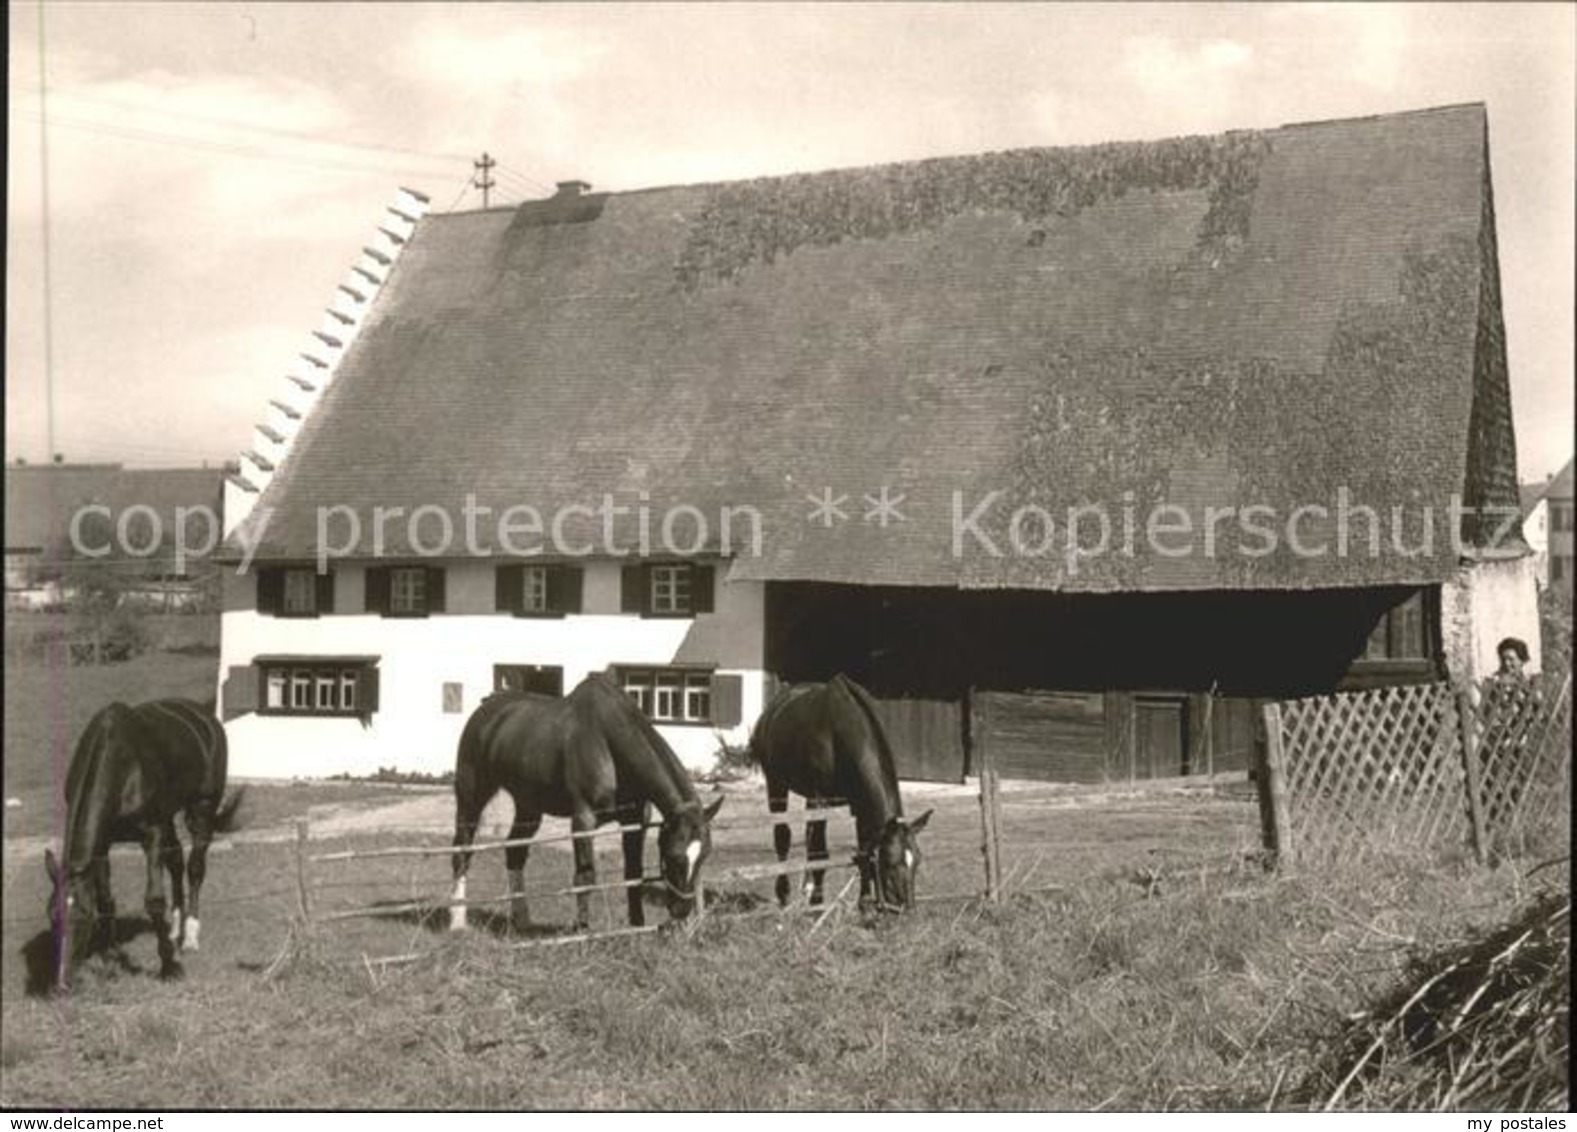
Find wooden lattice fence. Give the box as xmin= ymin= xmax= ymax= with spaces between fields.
xmin=1259 ymin=674 xmax=1571 ymax=867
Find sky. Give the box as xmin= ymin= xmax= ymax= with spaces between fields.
xmin=6 ymin=2 xmax=1575 ymax=481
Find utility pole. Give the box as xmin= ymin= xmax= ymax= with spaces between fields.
xmin=472 ymin=152 xmax=496 ymax=208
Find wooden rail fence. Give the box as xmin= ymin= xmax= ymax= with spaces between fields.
xmin=283 ymin=777 xmax=1014 ymax=966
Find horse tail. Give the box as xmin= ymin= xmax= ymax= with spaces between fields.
xmin=830 ymin=675 xmax=901 ymax=798
xmin=213 ymin=788 xmax=246 ymax=833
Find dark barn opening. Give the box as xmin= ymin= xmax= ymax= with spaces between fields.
xmin=764 ymin=582 xmax=1443 ymax=784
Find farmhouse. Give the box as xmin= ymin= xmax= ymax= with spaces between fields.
xmin=5 ymin=463 xmax=224 ymax=611
xmin=217 ymin=103 xmax=1539 ymax=783
xmin=1520 ymin=457 xmax=1574 ymax=600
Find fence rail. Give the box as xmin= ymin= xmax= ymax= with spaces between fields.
xmin=1259 ymin=674 xmax=1571 ymax=867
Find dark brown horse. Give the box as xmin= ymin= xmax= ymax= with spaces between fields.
xmin=45 ymin=698 xmax=241 ymax=991
xmin=449 ymin=673 xmax=724 ymax=933
xmin=749 ymin=674 xmax=932 ymax=912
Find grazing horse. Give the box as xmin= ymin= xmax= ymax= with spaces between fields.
xmin=449 ymin=673 xmax=724 ymax=933
xmin=749 ymin=674 xmax=932 ymax=912
xmin=44 ymin=698 xmax=241 ymax=991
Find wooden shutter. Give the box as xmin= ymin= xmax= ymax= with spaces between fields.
xmin=364 ymin=566 xmax=390 ymax=614
xmin=545 ymin=565 xmax=584 ymax=616
xmin=356 ymin=665 xmax=381 ymax=723
xmin=256 ymin=568 xmax=283 ymax=615
xmin=495 ymin=564 xmax=523 ymax=614
xmin=315 ymin=570 xmax=335 ymax=616
xmin=221 ymin=664 xmax=260 ymax=721
xmin=690 ymin=564 xmax=716 ymax=614
xmin=709 ymin=672 xmax=743 ymax=728
xmin=621 ymin=564 xmax=645 ymax=614
xmin=426 ymin=567 xmax=446 ymax=614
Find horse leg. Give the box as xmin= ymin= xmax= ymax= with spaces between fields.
xmin=91 ymin=857 xmax=117 ymax=951
xmin=448 ymin=783 xmax=490 ymax=932
xmin=806 ymin=803 xmax=829 ymax=907
xmin=160 ymin=820 xmax=187 ymax=953
xmin=622 ymin=801 xmax=650 ymax=928
xmin=768 ymin=785 xmax=792 ymax=907
xmin=503 ymin=809 xmax=542 ymax=935
xmin=142 ymin=825 xmax=177 ymax=977
xmin=183 ymin=805 xmax=216 ymax=951
xmin=570 ymin=809 xmax=598 ymax=932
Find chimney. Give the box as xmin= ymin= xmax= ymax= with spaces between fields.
xmin=555 ymin=180 xmax=592 ymax=198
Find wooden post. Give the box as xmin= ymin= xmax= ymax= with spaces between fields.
xmin=975 ymin=704 xmax=1004 ymax=903
xmin=988 ymin=767 xmax=1003 ymax=903
xmin=293 ymin=820 xmax=313 ymax=925
xmin=1257 ymin=703 xmax=1293 ymax=868
xmin=1455 ymin=686 xmax=1488 ymax=865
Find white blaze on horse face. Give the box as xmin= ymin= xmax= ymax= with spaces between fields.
xmin=905 ymin=849 xmax=915 ymax=872
xmin=449 ymin=876 xmax=468 ymax=931
xmin=685 ymin=839 xmax=702 ymax=882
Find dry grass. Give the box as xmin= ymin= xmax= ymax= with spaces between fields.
xmin=1296 ymin=883 xmax=1569 ymax=1111
xmin=3 ymin=643 xmax=1566 ymax=1110
xmin=3 ymin=813 xmax=1562 ymax=1110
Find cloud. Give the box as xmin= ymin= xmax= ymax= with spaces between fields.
xmin=1266 ymin=4 xmax=1406 ymax=91
xmin=402 ymin=24 xmax=606 ymax=95
xmin=1123 ymin=36 xmax=1254 ymax=100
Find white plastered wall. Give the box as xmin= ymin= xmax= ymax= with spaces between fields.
xmin=217 ymin=560 xmax=767 ymax=779
xmin=1440 ymin=552 xmax=1542 ymax=681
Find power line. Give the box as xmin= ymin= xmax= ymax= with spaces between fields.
xmin=9 ymin=83 xmax=476 ymax=166
xmin=18 ymin=110 xmax=457 ymax=181
xmin=497 ymin=163 xmax=553 ymax=196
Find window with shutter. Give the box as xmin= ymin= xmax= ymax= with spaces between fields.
xmin=254 ymin=658 xmax=380 ymax=718
xmin=614 ymin=665 xmax=719 ymax=724
xmin=389 ymin=567 xmax=427 ymax=616
xmin=260 ymin=566 xmax=327 ymax=617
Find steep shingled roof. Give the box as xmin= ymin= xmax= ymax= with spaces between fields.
xmin=232 ymin=103 xmax=1522 ymax=592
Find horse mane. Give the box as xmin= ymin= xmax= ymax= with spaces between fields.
xmin=578 ymin=673 xmax=699 ymax=808
xmin=61 ymin=703 xmax=134 ymax=872
xmin=829 ymin=675 xmax=903 ymax=813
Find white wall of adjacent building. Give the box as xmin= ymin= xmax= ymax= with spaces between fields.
xmin=217 ymin=559 xmax=767 ymax=780
xmin=1441 ymin=553 xmax=1543 ymax=681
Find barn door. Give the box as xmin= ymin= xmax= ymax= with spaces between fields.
xmin=865 ymin=697 xmax=966 ymax=784
xmin=1133 ymin=696 xmax=1188 ymax=779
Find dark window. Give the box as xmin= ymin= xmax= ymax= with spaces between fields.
xmin=493 ymin=664 xmax=564 ymax=696
xmin=619 ymin=562 xmax=715 ymax=618
xmin=257 ymin=660 xmax=379 ymax=718
xmin=495 ymin=564 xmax=582 ymax=617
xmin=257 ymin=566 xmax=334 ymax=618
xmin=616 ymin=666 xmax=720 ymax=725
xmin=365 ymin=565 xmax=445 ymax=617
xmin=1362 ymin=590 xmax=1431 ymax=661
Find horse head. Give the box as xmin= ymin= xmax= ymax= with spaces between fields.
xmin=43 ymin=848 xmax=97 ymax=991
xmin=866 ymin=808 xmax=933 ymax=912
xmin=656 ymin=794 xmax=725 ymax=919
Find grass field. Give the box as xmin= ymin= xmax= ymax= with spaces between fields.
xmin=2 ymin=637 xmax=1565 ymax=1110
